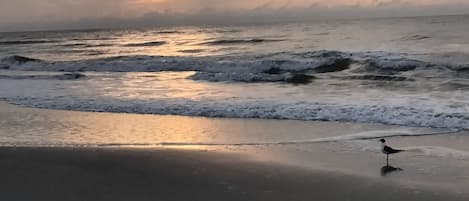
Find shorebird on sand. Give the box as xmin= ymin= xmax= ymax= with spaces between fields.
xmin=379 ymin=139 xmax=404 ymax=165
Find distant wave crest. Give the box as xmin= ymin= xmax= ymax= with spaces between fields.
xmin=201 ymin=38 xmax=284 ymax=45
xmin=0 ymin=40 xmax=60 ymax=45
xmin=123 ymin=41 xmax=166 ymax=47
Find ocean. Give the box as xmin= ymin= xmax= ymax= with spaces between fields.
xmin=1 ymin=15 xmax=469 ymax=130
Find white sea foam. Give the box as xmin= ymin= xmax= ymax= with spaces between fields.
xmin=2 ymin=95 xmax=469 ymax=129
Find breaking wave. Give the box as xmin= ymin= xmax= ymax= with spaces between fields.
xmin=3 ymin=97 xmax=469 ymax=129
xmin=0 ymin=50 xmax=462 ymax=83
xmin=1 ymin=50 xmax=469 ymax=130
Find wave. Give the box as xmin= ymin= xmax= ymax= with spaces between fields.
xmin=200 ymin=29 xmax=243 ymax=34
xmin=3 ymin=97 xmax=469 ymax=129
xmin=401 ymin=34 xmax=431 ymax=41
xmin=59 ymin=43 xmax=114 ymax=48
xmin=71 ymin=37 xmax=117 ymax=41
xmin=314 ymin=32 xmax=330 ymax=36
xmin=201 ymin=38 xmax=284 ymax=45
xmin=59 ymin=43 xmax=88 ymax=47
xmin=177 ymin=49 xmax=205 ymax=53
xmin=0 ymin=40 xmax=60 ymax=45
xmin=439 ymin=80 xmax=469 ymax=90
xmin=1 ymin=55 xmax=41 ymax=65
xmin=0 ymin=50 xmax=467 ymax=83
xmin=343 ymin=75 xmax=414 ymax=81
xmin=154 ymin=30 xmax=183 ymax=34
xmin=123 ymin=41 xmax=166 ymax=47
xmin=0 ymin=73 xmax=85 ymax=80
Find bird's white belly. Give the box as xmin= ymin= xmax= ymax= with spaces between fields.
xmin=381 ymin=144 xmax=390 ymax=154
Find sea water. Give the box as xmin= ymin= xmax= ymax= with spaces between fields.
xmin=2 ymin=15 xmax=469 ymax=129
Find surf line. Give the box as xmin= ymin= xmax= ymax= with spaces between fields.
xmin=152 ymin=129 xmax=463 ymax=147
xmin=0 ymin=129 xmax=462 ymax=148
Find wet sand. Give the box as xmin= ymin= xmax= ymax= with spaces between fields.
xmin=0 ymin=147 xmax=468 ymax=201
xmin=1 ymin=102 xmax=469 ymax=200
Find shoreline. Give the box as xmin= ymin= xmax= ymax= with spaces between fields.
xmin=1 ymin=147 xmax=468 ymax=201
xmin=2 ymin=102 xmax=469 ymax=200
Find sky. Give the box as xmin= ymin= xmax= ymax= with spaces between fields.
xmin=1 ymin=0 xmax=469 ymax=31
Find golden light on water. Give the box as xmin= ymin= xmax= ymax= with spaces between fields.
xmin=101 ymin=71 xmax=225 ymax=101
xmin=115 ymin=28 xmax=218 ymax=57
xmin=1 ymin=102 xmax=218 ymax=148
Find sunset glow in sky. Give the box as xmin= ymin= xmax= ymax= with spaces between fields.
xmin=1 ymin=0 xmax=468 ymax=31
xmin=123 ymin=0 xmax=469 ymax=12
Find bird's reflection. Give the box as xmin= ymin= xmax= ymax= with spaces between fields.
xmin=380 ymin=165 xmax=403 ymax=177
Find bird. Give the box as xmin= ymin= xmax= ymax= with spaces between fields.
xmin=379 ymin=139 xmax=404 ymax=165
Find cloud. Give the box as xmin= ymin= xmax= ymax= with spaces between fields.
xmin=1 ymin=0 xmax=469 ymax=31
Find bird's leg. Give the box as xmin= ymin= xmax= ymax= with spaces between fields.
xmin=386 ymin=154 xmax=389 ymax=166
